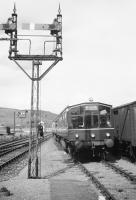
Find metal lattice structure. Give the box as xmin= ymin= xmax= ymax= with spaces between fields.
xmin=28 ymin=60 xmax=41 ymax=178
xmin=0 ymin=4 xmax=63 ymax=178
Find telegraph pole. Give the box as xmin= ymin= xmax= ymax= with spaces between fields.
xmin=0 ymin=3 xmax=63 ymax=178
xmin=13 ymin=111 xmax=16 ymax=135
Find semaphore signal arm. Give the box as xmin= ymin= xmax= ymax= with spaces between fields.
xmin=0 ymin=3 xmax=62 ymax=62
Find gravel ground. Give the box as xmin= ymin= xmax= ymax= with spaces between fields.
xmin=84 ymin=162 xmax=136 ymax=200
xmin=0 ymin=138 xmax=103 ymax=200
xmin=114 ymin=159 xmax=136 ymax=175
xmin=0 ymin=153 xmax=28 ymax=182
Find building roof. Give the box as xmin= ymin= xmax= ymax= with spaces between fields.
xmin=113 ymin=101 xmax=136 ymax=110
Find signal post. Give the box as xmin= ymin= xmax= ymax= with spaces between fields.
xmin=0 ymin=4 xmax=63 ymax=178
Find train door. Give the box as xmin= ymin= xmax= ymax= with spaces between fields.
xmin=84 ymin=110 xmax=99 ymax=140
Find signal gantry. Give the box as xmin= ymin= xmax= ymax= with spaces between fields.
xmin=0 ymin=3 xmax=63 ymax=178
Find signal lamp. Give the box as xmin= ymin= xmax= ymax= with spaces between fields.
xmin=38 ymin=124 xmax=44 ymax=137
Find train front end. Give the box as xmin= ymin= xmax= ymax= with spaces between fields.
xmin=67 ymin=102 xmax=114 ymax=157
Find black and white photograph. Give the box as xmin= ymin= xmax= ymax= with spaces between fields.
xmin=0 ymin=0 xmax=136 ymax=199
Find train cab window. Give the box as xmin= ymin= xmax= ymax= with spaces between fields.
xmin=99 ymin=106 xmax=111 ymax=128
xmin=100 ymin=116 xmax=109 ymax=127
xmin=93 ymin=115 xmax=99 ymax=127
xmin=70 ymin=116 xmax=84 ymax=129
xmin=84 ymin=114 xmax=98 ymax=128
xmin=99 ymin=106 xmax=110 ymax=115
xmin=70 ymin=107 xmax=80 ymax=115
xmin=84 ymin=115 xmax=91 ymax=128
xmin=69 ymin=106 xmax=84 ymax=116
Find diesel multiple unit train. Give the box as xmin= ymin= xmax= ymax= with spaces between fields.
xmin=52 ymin=102 xmax=114 ymax=158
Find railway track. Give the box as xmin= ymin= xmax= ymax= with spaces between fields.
xmin=0 ymin=138 xmax=29 ymax=157
xmin=0 ymin=134 xmax=51 ymax=171
xmin=0 ymin=146 xmax=28 ymax=170
xmin=76 ymin=159 xmax=136 ymax=200
xmin=103 ymin=161 xmax=136 ymax=182
xmin=55 ymin=137 xmax=136 ymax=199
xmin=77 ymin=161 xmax=117 ymax=200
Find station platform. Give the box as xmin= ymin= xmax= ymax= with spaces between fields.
xmin=0 ymin=137 xmax=101 ymax=200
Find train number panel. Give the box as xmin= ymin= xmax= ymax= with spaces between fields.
xmin=53 ymin=102 xmax=114 ymax=159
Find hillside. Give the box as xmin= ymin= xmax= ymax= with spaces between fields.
xmin=0 ymin=107 xmax=57 ymax=128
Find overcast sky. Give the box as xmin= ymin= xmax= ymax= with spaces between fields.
xmin=0 ymin=0 xmax=136 ymax=114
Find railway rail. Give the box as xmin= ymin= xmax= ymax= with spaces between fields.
xmin=0 ymin=137 xmax=28 ymax=145
xmin=76 ymin=159 xmax=136 ymax=200
xmin=104 ymin=161 xmax=136 ymax=182
xmin=0 ymin=138 xmax=29 ymax=157
xmin=0 ymin=146 xmax=28 ymax=170
xmin=0 ymin=137 xmax=28 ymax=148
xmin=0 ymin=134 xmax=51 ymax=171
xmin=77 ymin=161 xmax=117 ymax=200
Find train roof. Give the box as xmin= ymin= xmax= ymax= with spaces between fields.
xmin=67 ymin=102 xmax=112 ymax=110
xmin=113 ymin=101 xmax=136 ymax=110
xmin=54 ymin=102 xmax=112 ymax=121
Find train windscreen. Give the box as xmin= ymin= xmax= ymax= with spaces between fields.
xmin=99 ymin=105 xmax=111 ymax=128
xmin=68 ymin=104 xmax=112 ymax=129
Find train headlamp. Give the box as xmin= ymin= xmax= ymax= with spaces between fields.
xmin=75 ymin=134 xmax=79 ymax=139
xmin=91 ymin=133 xmax=95 ymax=138
xmin=106 ymin=133 xmax=110 ymax=138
